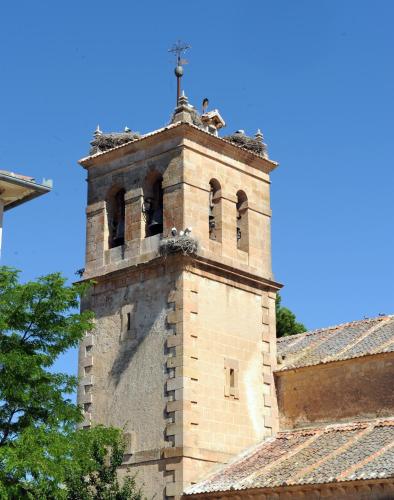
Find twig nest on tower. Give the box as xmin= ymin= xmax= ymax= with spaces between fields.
xmin=223 ymin=131 xmax=268 ymax=157
xmin=160 ymin=235 xmax=198 ymax=257
xmin=90 ymin=130 xmax=141 ymax=155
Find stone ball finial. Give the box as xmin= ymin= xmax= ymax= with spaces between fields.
xmin=175 ymin=65 xmax=184 ymax=77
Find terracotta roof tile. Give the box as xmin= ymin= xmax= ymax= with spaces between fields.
xmin=185 ymin=419 xmax=394 ymax=495
xmin=276 ymin=315 xmax=394 ymax=371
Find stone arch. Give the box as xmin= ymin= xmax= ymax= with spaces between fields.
xmin=209 ymin=178 xmax=222 ymax=242
xmin=106 ymin=186 xmax=126 ymax=249
xmin=236 ymin=189 xmax=249 ymax=252
xmin=143 ymin=171 xmax=163 ymax=237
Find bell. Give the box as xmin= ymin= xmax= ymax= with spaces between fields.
xmin=148 ymin=208 xmax=163 ymax=236
xmin=114 ymin=219 xmax=124 ymax=240
xmin=111 ymin=219 xmax=125 ymax=247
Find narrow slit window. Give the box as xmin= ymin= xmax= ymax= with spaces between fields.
xmin=127 ymin=312 xmax=131 ymax=331
xmin=229 ymin=368 xmax=235 ymax=388
xmin=121 ymin=306 xmax=134 ymax=340
xmin=224 ymin=359 xmax=239 ymax=400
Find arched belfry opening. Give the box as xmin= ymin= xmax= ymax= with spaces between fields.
xmin=209 ymin=179 xmax=222 ymax=242
xmin=236 ymin=190 xmax=249 ymax=252
xmin=107 ymin=188 xmax=126 ymax=248
xmin=143 ymin=173 xmax=164 ymax=237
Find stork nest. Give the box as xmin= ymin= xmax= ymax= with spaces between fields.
xmin=223 ymin=133 xmax=268 ymax=157
xmin=170 ymin=107 xmax=204 ymax=128
xmin=160 ymin=235 xmax=198 ymax=257
xmin=90 ymin=131 xmax=141 ymax=155
xmin=189 ymin=108 xmax=204 ymax=128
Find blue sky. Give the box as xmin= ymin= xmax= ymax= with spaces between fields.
xmin=2 ymin=1 xmax=394 ymax=377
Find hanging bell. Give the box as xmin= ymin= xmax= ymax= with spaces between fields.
xmin=148 ymin=208 xmax=163 ymax=236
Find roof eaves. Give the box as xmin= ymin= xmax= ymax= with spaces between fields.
xmin=79 ymin=122 xmax=182 ymax=165
xmin=0 ymin=172 xmax=52 ymax=211
xmin=274 ymin=347 xmax=394 ymax=373
xmin=276 ymin=314 xmax=394 ymax=372
xmin=277 ymin=315 xmax=394 ymax=345
xmin=185 ymin=418 xmax=394 ymax=495
xmin=78 ymin=121 xmax=278 ymax=171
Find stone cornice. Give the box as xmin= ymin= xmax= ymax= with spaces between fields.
xmin=80 ymin=253 xmax=282 ymax=295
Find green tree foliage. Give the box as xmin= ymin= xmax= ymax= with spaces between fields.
xmin=65 ymin=427 xmax=143 ymax=500
xmin=276 ymin=293 xmax=306 ymax=338
xmin=0 ymin=267 xmax=143 ymax=499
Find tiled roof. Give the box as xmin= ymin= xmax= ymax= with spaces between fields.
xmin=276 ymin=315 xmax=394 ymax=371
xmin=185 ymin=419 xmax=394 ymax=495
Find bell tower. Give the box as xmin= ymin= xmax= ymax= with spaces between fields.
xmin=77 ymin=92 xmax=281 ymax=499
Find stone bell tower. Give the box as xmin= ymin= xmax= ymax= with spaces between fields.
xmin=77 ymin=93 xmax=281 ymax=499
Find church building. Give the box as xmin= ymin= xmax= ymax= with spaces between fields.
xmin=77 ymin=66 xmax=394 ymax=499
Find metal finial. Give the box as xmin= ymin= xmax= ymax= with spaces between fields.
xmin=94 ymin=124 xmax=102 ymax=136
xmin=169 ymin=40 xmax=191 ymax=105
xmin=168 ymin=40 xmax=191 ymax=65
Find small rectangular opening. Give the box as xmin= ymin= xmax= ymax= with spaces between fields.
xmin=85 ymin=345 xmax=93 ymax=355
xmin=224 ymin=359 xmax=239 ymax=400
xmin=127 ymin=312 xmax=131 ymax=331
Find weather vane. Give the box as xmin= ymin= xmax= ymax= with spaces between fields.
xmin=168 ymin=40 xmax=191 ymax=105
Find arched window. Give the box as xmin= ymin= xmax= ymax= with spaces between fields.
xmin=209 ymin=179 xmax=222 ymax=242
xmin=108 ymin=188 xmax=125 ymax=248
xmin=236 ymin=190 xmax=249 ymax=252
xmin=144 ymin=173 xmax=163 ymax=237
